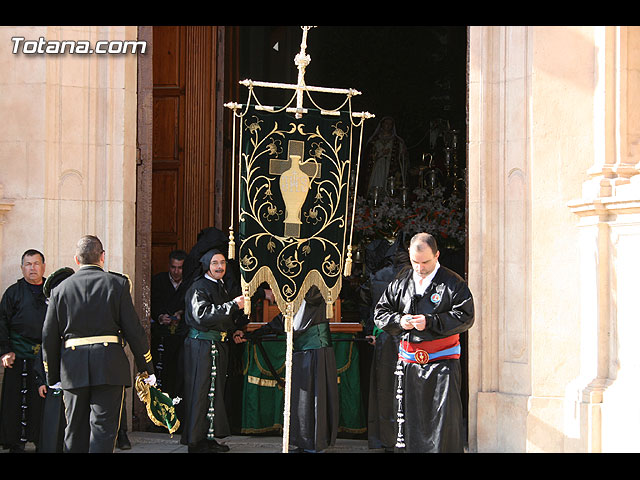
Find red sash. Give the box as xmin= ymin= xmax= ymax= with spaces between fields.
xmin=399 ymin=334 xmax=460 ymax=362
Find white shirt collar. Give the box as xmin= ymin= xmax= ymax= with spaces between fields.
xmin=204 ymin=273 xmax=223 ymax=284
xmin=413 ymin=261 xmax=440 ymax=295
xmin=169 ymin=273 xmax=182 ymax=290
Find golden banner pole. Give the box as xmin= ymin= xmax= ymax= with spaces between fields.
xmin=225 ymin=26 xmax=374 ymax=453
xmin=282 ymin=304 xmax=294 ymax=453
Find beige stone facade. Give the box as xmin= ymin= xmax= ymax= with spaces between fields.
xmin=468 ymin=26 xmax=640 ymax=452
xmin=1 ymin=25 xmax=639 ymax=452
xmin=0 ymin=25 xmax=139 ymax=287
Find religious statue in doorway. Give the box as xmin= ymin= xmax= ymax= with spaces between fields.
xmin=363 ymin=117 xmax=408 ymax=198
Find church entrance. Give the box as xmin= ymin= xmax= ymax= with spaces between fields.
xmin=144 ymin=25 xmax=469 ymax=442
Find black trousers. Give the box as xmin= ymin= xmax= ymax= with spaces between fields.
xmin=62 ymin=384 xmax=125 ymax=453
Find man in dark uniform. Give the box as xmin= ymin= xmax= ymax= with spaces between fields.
xmin=150 ymin=249 xmax=189 ymax=424
xmin=374 ymin=232 xmax=474 ymax=453
xmin=42 ymin=235 xmax=156 ymax=453
xmin=182 ymin=248 xmax=245 ymax=453
xmin=0 ymin=249 xmax=48 ymax=452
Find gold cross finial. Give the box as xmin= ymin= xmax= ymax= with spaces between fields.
xmin=294 ymin=26 xmax=316 ymax=118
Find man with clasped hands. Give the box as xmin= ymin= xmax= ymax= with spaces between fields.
xmin=374 ymin=232 xmax=474 ymax=453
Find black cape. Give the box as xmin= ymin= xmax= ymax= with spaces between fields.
xmin=181 ymin=274 xmax=241 ymax=445
xmin=362 ymin=236 xmax=409 ymax=450
xmin=254 ymin=287 xmax=339 ymax=452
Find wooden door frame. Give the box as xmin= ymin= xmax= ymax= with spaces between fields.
xmin=134 ymin=25 xmax=233 ymax=430
xmin=134 ymin=25 xmax=153 ymax=431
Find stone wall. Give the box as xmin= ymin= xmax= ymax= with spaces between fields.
xmin=0 ymin=25 xmax=139 ymax=291
xmin=469 ymin=25 xmax=640 ymax=452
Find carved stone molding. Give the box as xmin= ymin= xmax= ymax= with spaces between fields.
xmin=0 ymin=184 xmax=15 ymax=225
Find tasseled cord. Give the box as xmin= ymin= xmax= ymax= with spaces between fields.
xmin=20 ymin=359 xmax=28 ymax=445
xmin=228 ymin=229 xmax=235 ymax=260
xmin=344 ymin=244 xmax=353 ymax=277
xmin=394 ymin=357 xmax=406 ymax=448
xmin=206 ymin=342 xmax=218 ymax=440
xmin=395 ymin=352 xmax=406 ymax=449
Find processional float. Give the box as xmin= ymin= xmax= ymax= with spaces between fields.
xmin=225 ymin=26 xmax=374 ymax=453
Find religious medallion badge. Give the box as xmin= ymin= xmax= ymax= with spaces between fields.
xmin=414 ymin=349 xmax=430 ymax=364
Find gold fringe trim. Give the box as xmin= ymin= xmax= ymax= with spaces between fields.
xmin=240 ymin=266 xmax=342 ymax=325
xmin=240 ymin=424 xmax=283 ymax=435
xmin=251 ymin=344 xmax=286 ymax=378
xmin=336 ymin=340 xmax=355 ymax=374
xmin=344 ymin=244 xmax=353 ymax=277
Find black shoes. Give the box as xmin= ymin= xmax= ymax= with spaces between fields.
xmin=188 ymin=439 xmax=230 ymax=453
xmin=208 ymin=439 xmax=230 ymax=452
xmin=116 ymin=431 xmax=132 ymax=450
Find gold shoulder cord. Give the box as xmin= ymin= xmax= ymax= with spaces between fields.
xmin=109 ymin=270 xmax=132 ymax=294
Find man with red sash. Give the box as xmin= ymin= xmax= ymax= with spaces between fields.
xmin=374 ymin=232 xmax=474 ymax=453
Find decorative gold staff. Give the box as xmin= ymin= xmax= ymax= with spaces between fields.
xmin=225 ymin=26 xmax=373 ymax=453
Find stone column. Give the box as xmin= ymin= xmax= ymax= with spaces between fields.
xmin=469 ymin=26 xmax=597 ymax=452
xmin=567 ymin=26 xmax=640 ymax=453
xmin=0 ymin=185 xmax=15 ymax=278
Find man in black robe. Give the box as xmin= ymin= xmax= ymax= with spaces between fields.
xmin=42 ymin=235 xmax=156 ymax=453
xmin=250 ymin=286 xmax=339 ymax=453
xmin=150 ymin=249 xmax=189 ymax=421
xmin=181 ymin=249 xmax=246 ymax=453
xmin=374 ymin=232 xmax=474 ymax=453
xmin=0 ymin=249 xmax=47 ymax=452
xmin=363 ymin=237 xmax=409 ymax=451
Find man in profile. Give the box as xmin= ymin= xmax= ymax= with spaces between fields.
xmin=42 ymin=235 xmax=156 ymax=453
xmin=182 ymin=249 xmax=245 ymax=453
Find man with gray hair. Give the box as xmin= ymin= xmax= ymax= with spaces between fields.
xmin=374 ymin=232 xmax=474 ymax=452
xmin=0 ymin=249 xmax=48 ymax=452
xmin=42 ymin=235 xmax=155 ymax=452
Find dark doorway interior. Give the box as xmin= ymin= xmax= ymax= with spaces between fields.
xmin=238 ymin=26 xmax=467 ymax=198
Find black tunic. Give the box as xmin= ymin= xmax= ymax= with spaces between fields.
xmin=374 ymin=265 xmax=474 ymax=453
xmin=362 ymin=238 xmax=410 ymax=450
xmin=262 ymin=287 xmax=339 ymax=452
xmin=181 ymin=275 xmax=240 ymax=446
xmin=150 ymin=271 xmax=189 ymax=399
xmin=0 ymin=278 xmax=47 ymax=448
xmin=364 ymin=263 xmax=403 ymax=450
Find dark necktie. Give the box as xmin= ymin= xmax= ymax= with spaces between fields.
xmin=218 ymin=280 xmax=228 ymax=298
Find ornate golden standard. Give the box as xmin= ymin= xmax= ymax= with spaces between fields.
xmin=225 ymin=26 xmax=374 ymax=452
